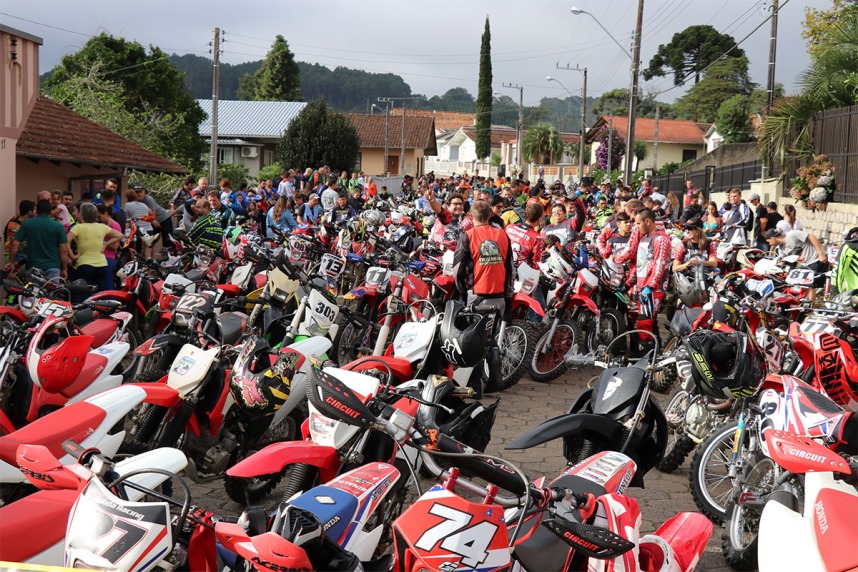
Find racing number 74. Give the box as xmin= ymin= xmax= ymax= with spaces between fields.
xmin=414 ymin=503 xmax=499 ymax=568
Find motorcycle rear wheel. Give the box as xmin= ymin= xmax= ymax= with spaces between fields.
xmin=586 ymin=308 xmax=626 ymax=354
xmin=485 ymin=319 xmax=537 ymax=390
xmin=651 ymin=336 xmax=679 ymax=393
xmin=657 ymin=387 xmax=695 ymax=473
xmin=529 ymin=320 xmax=583 ymax=383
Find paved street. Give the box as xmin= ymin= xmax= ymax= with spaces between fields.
xmin=189 ymin=364 xmax=736 ymax=571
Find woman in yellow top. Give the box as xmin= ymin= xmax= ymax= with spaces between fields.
xmin=67 ymin=203 xmax=123 ymax=294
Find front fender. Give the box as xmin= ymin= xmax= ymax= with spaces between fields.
xmin=0 ymin=306 xmax=26 ymax=324
xmin=226 ymin=441 xmax=339 ymax=483
xmin=89 ymin=290 xmax=147 ymax=317
xmin=0 ymin=408 xmax=16 ymax=435
xmin=505 ymin=413 xmax=624 ymax=450
xmin=133 ymin=333 xmax=187 ymax=356
xmin=565 ymin=294 xmax=599 ymax=315
xmin=512 ymin=292 xmax=544 ymax=317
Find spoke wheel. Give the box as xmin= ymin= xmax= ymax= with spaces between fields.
xmin=689 ymin=420 xmax=750 ymax=524
xmin=529 ymin=320 xmax=583 ymax=383
xmin=657 ymin=387 xmax=695 ymax=473
xmin=721 ymin=457 xmax=777 ymax=570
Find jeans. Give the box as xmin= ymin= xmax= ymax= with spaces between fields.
xmin=104 ymin=258 xmax=116 ymax=291
xmin=528 ymin=286 xmax=546 ymax=322
xmin=41 ymin=267 xmax=61 ymax=282
xmin=74 ymin=264 xmax=108 ymax=301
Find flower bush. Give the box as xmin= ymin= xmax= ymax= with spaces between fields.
xmin=789 ymin=154 xmax=836 ymax=209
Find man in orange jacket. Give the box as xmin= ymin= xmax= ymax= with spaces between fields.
xmin=453 ymin=200 xmax=514 ymax=393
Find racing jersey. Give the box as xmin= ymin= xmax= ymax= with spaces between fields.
xmin=429 ymin=208 xmax=474 ymax=250
xmin=506 ymin=223 xmax=543 ymax=270
xmin=453 ymin=224 xmax=514 ymax=297
xmin=329 ymin=205 xmax=356 ymax=225
xmin=672 ymin=239 xmax=717 ymax=264
xmin=615 ymin=228 xmax=671 ymax=291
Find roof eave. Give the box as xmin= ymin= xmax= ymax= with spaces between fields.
xmin=17 ymin=152 xmax=188 ymax=174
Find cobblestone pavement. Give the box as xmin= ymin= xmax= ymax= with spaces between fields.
xmin=188 ymin=363 xmax=738 ymax=571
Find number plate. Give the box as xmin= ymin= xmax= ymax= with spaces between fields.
xmin=746 ymin=278 xmax=774 ymax=297
xmin=320 ymin=253 xmax=346 ymax=278
xmin=174 ymin=292 xmax=212 ymax=315
xmin=36 ymin=300 xmax=72 ymax=318
xmin=786 ymin=268 xmax=814 ymax=286
xmin=365 ymin=266 xmax=390 ymax=288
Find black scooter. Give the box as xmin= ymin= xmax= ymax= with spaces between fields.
xmin=506 ymin=331 xmax=668 ymax=486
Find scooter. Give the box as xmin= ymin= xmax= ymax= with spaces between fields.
xmin=757 ymin=430 xmax=858 ymax=572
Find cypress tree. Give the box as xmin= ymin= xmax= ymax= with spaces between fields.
xmin=475 ymin=16 xmax=492 ymax=159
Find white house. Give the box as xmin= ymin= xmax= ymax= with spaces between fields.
xmin=197 ymin=99 xmax=307 ymax=177
xmin=704 ymin=124 xmax=725 ymax=154
xmin=425 ymin=125 xmax=517 ymax=176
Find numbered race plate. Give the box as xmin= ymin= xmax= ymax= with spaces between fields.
xmin=320 ymin=253 xmax=346 ymax=279
xmin=786 ymin=268 xmax=814 ymax=287
xmin=799 ymin=317 xmax=838 ymax=336
xmin=173 ymin=292 xmax=214 ymax=317
xmin=299 ymin=289 xmax=339 ymax=336
xmin=827 ymin=245 xmax=840 ymax=264
xmin=35 ymin=299 xmax=72 ymax=318
xmin=365 ymin=266 xmax=391 ymax=288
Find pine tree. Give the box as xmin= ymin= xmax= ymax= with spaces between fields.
xmin=253 ymin=35 xmax=301 ymax=101
xmin=475 ymin=17 xmax=492 ymax=159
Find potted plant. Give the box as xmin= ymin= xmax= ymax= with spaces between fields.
xmin=789 ymin=154 xmax=836 ymax=211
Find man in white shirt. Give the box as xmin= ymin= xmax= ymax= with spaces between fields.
xmin=765 ymin=227 xmax=827 ymax=300
xmin=277 ymin=170 xmax=295 ymax=200
xmin=320 ymin=178 xmax=340 ymax=211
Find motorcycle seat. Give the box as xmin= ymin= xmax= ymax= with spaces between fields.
xmin=290 ymin=484 xmax=357 ymax=544
xmin=0 ymin=401 xmax=106 ymax=465
xmin=216 ymin=311 xmax=247 ymax=346
xmin=184 ymin=269 xmax=205 ymax=282
xmin=0 ymin=489 xmax=79 ymax=563
xmin=78 ymin=318 xmax=119 ymax=349
xmin=74 ymin=307 xmax=95 ymax=327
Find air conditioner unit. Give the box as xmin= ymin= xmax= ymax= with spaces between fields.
xmin=241 ymin=146 xmax=258 ymax=158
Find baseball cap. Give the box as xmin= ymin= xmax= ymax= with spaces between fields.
xmin=749 ymin=193 xmax=761 ymax=201
xmin=764 ymin=228 xmax=782 ymax=240
xmin=683 ymin=217 xmax=704 ymax=230
xmin=309 ymin=193 xmax=320 ymax=200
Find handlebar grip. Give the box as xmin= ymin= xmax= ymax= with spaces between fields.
xmin=435 ymin=433 xmax=526 ymax=496
xmin=471 ymin=305 xmax=500 ymax=314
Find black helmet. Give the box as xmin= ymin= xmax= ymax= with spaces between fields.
xmin=684 ymin=330 xmax=767 ymax=399
xmin=229 ymin=336 xmax=298 ymax=414
xmin=439 ymin=301 xmax=491 ymax=367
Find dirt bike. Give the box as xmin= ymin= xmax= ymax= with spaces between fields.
xmin=0 ymin=439 xmax=186 ymax=566
xmin=757 ymin=430 xmax=858 ymax=572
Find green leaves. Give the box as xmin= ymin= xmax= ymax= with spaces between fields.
xmin=242 ymin=35 xmax=301 ymax=102
xmin=715 ymin=94 xmax=754 ymax=144
xmin=276 ymin=99 xmax=359 ymax=173
xmin=642 ymin=25 xmax=744 ymax=86
xmin=475 ymin=16 xmax=493 ymax=159
xmin=522 ymin=123 xmax=564 ymax=165
xmin=672 ymin=57 xmax=754 ymax=123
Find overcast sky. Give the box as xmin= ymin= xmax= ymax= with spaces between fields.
xmin=1 ymin=0 xmax=830 ymax=107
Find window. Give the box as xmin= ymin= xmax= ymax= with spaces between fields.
xmin=263 ymin=150 xmax=275 ymax=166
xmin=449 ymin=145 xmax=459 ymax=161
xmin=217 ymin=147 xmax=235 ymax=164
xmin=682 ymin=149 xmax=698 ymax=162
xmin=354 ymin=152 xmax=362 ymax=170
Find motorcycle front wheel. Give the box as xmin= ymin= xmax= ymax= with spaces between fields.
xmin=529 ymin=320 xmax=584 ymax=383
xmin=657 ymin=386 xmax=695 ymax=473
xmin=689 ymin=420 xmax=752 ymax=524
xmin=485 ymin=319 xmax=537 ymax=390
xmin=721 ymin=456 xmax=778 ymax=570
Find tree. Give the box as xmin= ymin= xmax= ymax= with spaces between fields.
xmin=242 ymin=35 xmax=301 ymax=101
xmin=716 ymin=94 xmax=754 ymax=143
xmin=236 ymin=72 xmax=258 ymax=100
xmin=594 ymin=128 xmax=625 ymax=172
xmin=643 ymin=25 xmax=744 ymax=85
xmin=475 ymin=17 xmax=493 ymax=159
xmin=566 ymin=142 xmax=591 ymax=165
xmin=521 ymin=123 xmax=564 ymax=164
xmin=803 ymin=0 xmax=858 ymax=56
xmin=672 ymin=56 xmax=755 ymax=122
xmin=276 ymin=99 xmax=359 ymax=173
xmin=591 ymin=88 xmax=669 ymax=119
xmin=45 ymin=33 xmax=206 ymax=170
xmin=633 ymin=140 xmax=649 ymax=171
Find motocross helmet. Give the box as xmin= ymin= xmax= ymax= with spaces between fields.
xmin=683 ymin=330 xmax=767 ymax=399
xmin=390 ymin=209 xmax=405 ymax=225
xmin=347 ymin=218 xmax=366 ymax=243
xmin=229 ymin=336 xmax=298 ymax=414
xmin=539 ymin=248 xmax=574 ymax=282
xmin=439 ymin=301 xmax=491 ymax=368
xmin=673 ymin=271 xmax=707 ymax=307
xmin=844 ymin=227 xmax=858 ymax=242
xmin=362 ymin=209 xmax=384 ymax=228
xmin=37 ymin=335 xmax=95 ymax=393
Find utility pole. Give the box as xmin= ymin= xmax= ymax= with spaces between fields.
xmin=209 ymin=27 xmax=221 ymax=184
xmin=623 ymin=0 xmax=645 ymax=185
xmin=379 ymin=97 xmax=391 ymax=177
xmin=607 ymin=113 xmax=614 ymax=180
xmin=766 ymin=0 xmax=779 ymax=115
xmin=653 ymin=105 xmax=660 ymax=172
xmin=400 ymin=100 xmax=407 ymax=176
xmin=555 ymin=64 xmax=588 ymax=179
xmin=501 ymin=83 xmax=524 ymax=170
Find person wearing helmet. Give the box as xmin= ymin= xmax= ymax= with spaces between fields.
xmin=614 ymin=208 xmax=672 ymax=354
xmin=684 ymin=330 xmax=767 ymax=400
xmin=452 ymin=200 xmax=514 ymax=393
xmin=765 ymin=226 xmax=828 ymax=301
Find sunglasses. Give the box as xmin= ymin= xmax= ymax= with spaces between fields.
xmin=450 ymin=201 xmax=464 ymax=206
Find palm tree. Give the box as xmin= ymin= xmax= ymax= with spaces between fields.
xmin=522 ymin=123 xmax=564 ymax=165
xmin=760 ymin=14 xmax=858 ymax=169
xmin=633 ymin=140 xmax=649 ymax=172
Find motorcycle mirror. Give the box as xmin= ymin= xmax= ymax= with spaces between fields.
xmin=541 ymin=517 xmax=635 ymax=560
xmin=16 ymin=444 xmax=87 ymax=491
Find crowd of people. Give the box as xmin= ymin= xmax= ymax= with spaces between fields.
xmin=4 ymin=166 xmax=827 ymax=345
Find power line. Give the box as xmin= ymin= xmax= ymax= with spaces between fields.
xmin=0 ymin=11 xmax=93 ymax=37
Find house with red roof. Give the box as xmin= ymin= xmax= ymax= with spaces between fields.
xmin=584 ymin=115 xmax=709 ymax=173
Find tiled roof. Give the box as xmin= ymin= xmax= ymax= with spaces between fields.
xmin=17 ymin=96 xmax=186 ymax=174
xmin=197 ymin=99 xmax=308 ymax=138
xmin=585 ymin=115 xmax=707 ymax=145
xmin=345 ymin=114 xmax=437 ymax=154
xmin=461 ymin=126 xmax=518 ymax=148
xmin=392 ymin=109 xmax=476 ymax=131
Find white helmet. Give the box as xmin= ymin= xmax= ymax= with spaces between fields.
xmin=539 ymin=248 xmax=574 ymax=282
xmin=362 ymin=209 xmax=384 ymax=227
xmin=390 ymin=209 xmax=405 ymax=224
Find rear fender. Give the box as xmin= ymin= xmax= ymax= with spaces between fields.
xmin=762 ymin=373 xmax=785 ymax=392
xmin=226 ymin=441 xmax=339 ymax=482
xmin=133 ymin=333 xmax=186 ymax=356
xmin=565 ymin=294 xmax=599 ymax=315
xmin=646 ymin=512 xmax=713 ymax=572
xmin=342 ymin=356 xmax=414 ymax=383
xmin=505 ymin=413 xmax=624 ymax=450
xmin=512 ymin=292 xmax=545 ymax=317
xmin=0 ymin=306 xmax=26 ymax=324
xmin=125 ymin=382 xmax=179 ymax=405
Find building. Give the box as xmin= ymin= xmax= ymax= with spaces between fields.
xmin=2 ymin=24 xmax=186 ymax=267
xmin=426 ymin=125 xmax=517 ymax=176
xmin=197 ymin=99 xmax=308 ymax=177
xmin=345 ymin=113 xmax=437 ymax=176
xmin=390 ymin=108 xmax=475 ymax=134
xmin=585 ymin=115 xmax=709 ymax=173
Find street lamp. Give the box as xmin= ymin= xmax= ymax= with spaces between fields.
xmin=571 ymin=4 xmax=644 ymax=185
xmin=546 ymin=76 xmax=582 ymax=170
xmin=370 ymin=104 xmax=384 ymax=114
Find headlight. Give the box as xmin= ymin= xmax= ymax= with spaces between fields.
xmin=309 ymin=412 xmax=336 ymax=436
xmin=172 ymin=312 xmax=190 ymax=328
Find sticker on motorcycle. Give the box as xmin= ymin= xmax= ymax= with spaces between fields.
xmin=320 ymin=253 xmax=346 ymax=278
xmin=172 ymin=355 xmax=196 ymax=376
xmin=414 ymin=504 xmax=499 ymax=568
